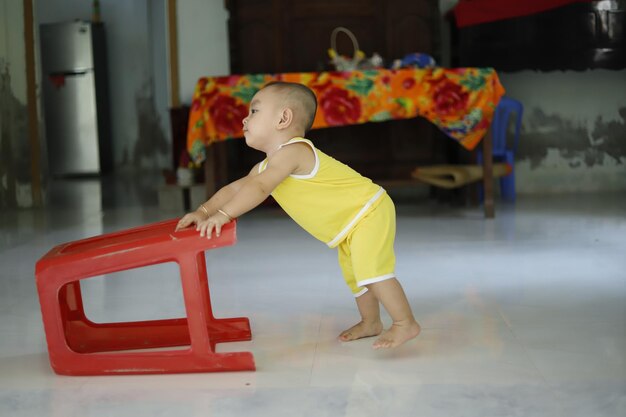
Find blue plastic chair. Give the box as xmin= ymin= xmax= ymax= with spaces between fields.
xmin=477 ymin=96 xmax=523 ymax=202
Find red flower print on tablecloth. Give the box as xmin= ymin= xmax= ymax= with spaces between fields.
xmin=309 ymin=79 xmax=333 ymax=96
xmin=214 ymin=75 xmax=240 ymax=87
xmin=402 ymin=77 xmax=416 ymax=89
xmin=430 ymin=78 xmax=469 ymax=116
xmin=320 ymin=87 xmax=362 ymax=126
xmin=193 ymin=89 xmax=219 ymax=111
xmin=197 ymin=77 xmax=209 ymax=91
xmin=209 ymin=95 xmax=248 ymax=135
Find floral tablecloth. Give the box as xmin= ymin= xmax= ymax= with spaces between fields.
xmin=187 ymin=68 xmax=505 ymax=164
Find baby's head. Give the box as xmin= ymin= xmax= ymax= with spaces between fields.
xmin=243 ymin=82 xmax=318 ymax=151
xmin=260 ymin=81 xmax=318 ymax=133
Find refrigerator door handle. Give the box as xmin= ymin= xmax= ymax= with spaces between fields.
xmin=49 ymin=70 xmax=91 ymax=77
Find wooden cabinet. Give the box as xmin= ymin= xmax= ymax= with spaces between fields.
xmin=222 ymin=0 xmax=448 ymax=183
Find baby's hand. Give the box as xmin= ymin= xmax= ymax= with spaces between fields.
xmin=196 ymin=212 xmax=230 ymax=239
xmin=175 ymin=211 xmax=205 ymax=231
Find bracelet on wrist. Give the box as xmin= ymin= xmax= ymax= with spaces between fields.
xmin=198 ymin=204 xmax=209 ymax=216
xmin=217 ymin=208 xmax=234 ymax=221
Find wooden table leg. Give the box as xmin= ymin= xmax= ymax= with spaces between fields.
xmin=482 ymin=129 xmax=495 ymax=218
xmin=204 ymin=145 xmax=217 ymax=198
xmin=203 ymin=143 xmax=229 ymax=199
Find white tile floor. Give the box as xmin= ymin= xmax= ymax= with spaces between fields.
xmin=1 ymin=177 xmax=625 ymax=417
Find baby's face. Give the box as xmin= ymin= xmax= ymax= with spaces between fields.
xmin=242 ymin=88 xmax=282 ymax=150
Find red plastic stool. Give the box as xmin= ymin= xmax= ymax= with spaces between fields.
xmin=35 ymin=219 xmax=255 ymax=375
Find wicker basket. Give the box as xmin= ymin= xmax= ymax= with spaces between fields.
xmin=328 ymin=27 xmax=363 ymax=71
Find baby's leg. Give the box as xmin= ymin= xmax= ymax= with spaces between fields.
xmin=368 ymin=278 xmax=421 ymax=349
xmin=339 ymin=290 xmax=383 ymax=342
xmin=338 ymin=239 xmax=382 ymax=341
xmin=339 ymin=195 xmax=419 ymax=347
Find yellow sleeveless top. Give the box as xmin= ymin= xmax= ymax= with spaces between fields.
xmin=259 ymin=137 xmax=385 ymax=248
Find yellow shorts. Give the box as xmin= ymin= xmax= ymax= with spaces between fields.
xmin=337 ymin=194 xmax=396 ymax=297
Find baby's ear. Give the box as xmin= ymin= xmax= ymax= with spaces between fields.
xmin=277 ymin=108 xmax=294 ymax=130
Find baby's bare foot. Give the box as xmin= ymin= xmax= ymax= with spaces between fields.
xmin=373 ymin=321 xmax=421 ymax=349
xmin=339 ymin=320 xmax=383 ymax=342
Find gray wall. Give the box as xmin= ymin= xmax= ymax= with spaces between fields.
xmin=500 ymin=70 xmax=626 ymax=194
xmin=439 ymin=0 xmax=626 ymax=194
xmin=177 ymin=0 xmax=230 ymax=104
xmin=35 ymin=0 xmax=170 ymax=171
xmin=34 ymin=0 xmax=233 ymax=168
xmin=0 ymin=0 xmax=33 ymax=208
xmin=0 ymin=0 xmax=231 ymax=209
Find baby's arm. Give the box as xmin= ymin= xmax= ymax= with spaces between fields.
xmin=175 ymin=165 xmax=259 ymax=231
xmin=199 ymin=170 xmax=257 ymax=215
xmin=196 ymin=144 xmax=306 ymax=238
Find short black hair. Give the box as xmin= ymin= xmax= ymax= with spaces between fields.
xmin=263 ymin=81 xmax=318 ymax=132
